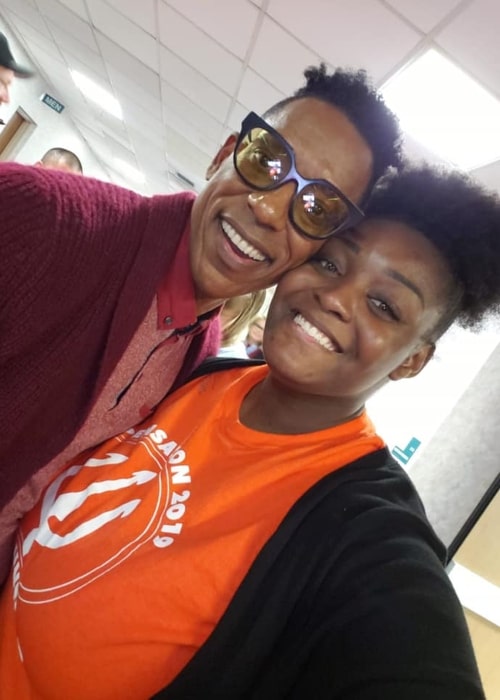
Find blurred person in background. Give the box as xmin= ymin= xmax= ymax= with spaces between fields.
xmin=218 ymin=291 xmax=267 ymax=359
xmin=35 ymin=147 xmax=83 ymax=174
xmin=245 ymin=316 xmax=266 ymax=359
xmin=0 ymin=31 xmax=32 ymax=111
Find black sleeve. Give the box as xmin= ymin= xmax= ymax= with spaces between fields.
xmin=286 ymin=499 xmax=484 ymax=700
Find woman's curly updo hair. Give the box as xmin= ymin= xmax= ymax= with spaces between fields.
xmin=366 ymin=164 xmax=500 ymax=338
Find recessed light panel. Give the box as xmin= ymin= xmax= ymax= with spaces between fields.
xmin=70 ymin=70 xmax=123 ymax=121
xmin=381 ymin=49 xmax=500 ymax=171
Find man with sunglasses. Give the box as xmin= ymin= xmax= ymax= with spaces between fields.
xmin=0 ymin=64 xmax=401 ymax=582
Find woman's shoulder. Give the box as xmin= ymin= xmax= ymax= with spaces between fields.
xmin=284 ymin=448 xmax=446 ymax=563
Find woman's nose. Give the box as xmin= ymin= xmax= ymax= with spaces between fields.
xmin=315 ymin=279 xmax=355 ymax=323
xmin=247 ymin=182 xmax=296 ymax=232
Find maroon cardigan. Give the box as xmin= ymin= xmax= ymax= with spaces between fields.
xmin=0 ymin=163 xmax=220 ymax=509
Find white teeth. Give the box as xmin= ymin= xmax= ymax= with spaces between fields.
xmin=293 ymin=313 xmax=336 ymax=352
xmin=221 ymin=220 xmax=266 ymax=262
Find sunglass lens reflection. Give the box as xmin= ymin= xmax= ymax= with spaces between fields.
xmin=292 ymin=185 xmax=349 ymax=238
xmin=235 ymin=127 xmax=291 ymax=188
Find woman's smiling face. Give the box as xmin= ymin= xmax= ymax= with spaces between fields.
xmin=263 ymin=218 xmax=453 ymax=409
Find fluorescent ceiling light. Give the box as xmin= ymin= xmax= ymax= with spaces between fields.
xmin=70 ymin=70 xmax=123 ymax=120
xmin=381 ymin=49 xmax=500 ymax=171
xmin=113 ymin=158 xmax=145 ymax=184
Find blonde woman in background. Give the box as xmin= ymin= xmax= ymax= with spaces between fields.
xmin=217 ymin=291 xmax=267 ymax=359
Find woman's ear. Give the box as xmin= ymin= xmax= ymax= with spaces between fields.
xmin=205 ymin=133 xmax=238 ymax=180
xmin=389 ymin=342 xmax=435 ymax=381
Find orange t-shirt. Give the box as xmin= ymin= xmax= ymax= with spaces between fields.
xmin=0 ymin=366 xmax=384 ymax=700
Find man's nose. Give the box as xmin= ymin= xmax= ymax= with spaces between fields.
xmin=247 ymin=182 xmax=296 ymax=231
xmin=0 ymin=88 xmax=9 ymax=104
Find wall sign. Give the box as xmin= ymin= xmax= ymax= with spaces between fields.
xmin=41 ymin=93 xmax=65 ymax=114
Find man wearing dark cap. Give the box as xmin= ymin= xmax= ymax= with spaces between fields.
xmin=0 ymin=31 xmax=32 ymax=106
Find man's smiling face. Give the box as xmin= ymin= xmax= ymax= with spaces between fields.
xmin=189 ymin=97 xmax=373 ymax=311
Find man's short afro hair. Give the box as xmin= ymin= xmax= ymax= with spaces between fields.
xmin=265 ymin=63 xmax=403 ymax=193
xmin=366 ymin=164 xmax=500 ymax=332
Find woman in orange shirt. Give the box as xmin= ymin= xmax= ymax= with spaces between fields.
xmin=1 ymin=164 xmax=499 ymax=700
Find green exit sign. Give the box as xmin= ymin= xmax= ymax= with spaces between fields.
xmin=41 ymin=93 xmax=65 ymax=114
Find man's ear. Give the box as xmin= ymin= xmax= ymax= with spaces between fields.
xmin=205 ymin=132 xmax=238 ymax=180
xmin=389 ymin=342 xmax=435 ymax=381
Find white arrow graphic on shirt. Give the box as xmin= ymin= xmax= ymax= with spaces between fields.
xmin=22 ymin=454 xmax=156 ymax=556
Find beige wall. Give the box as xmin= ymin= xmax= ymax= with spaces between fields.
xmin=455 ymin=491 xmax=500 ymax=699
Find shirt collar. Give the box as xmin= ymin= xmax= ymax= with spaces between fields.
xmin=156 ymin=217 xmax=220 ymax=334
xmin=156 ymin=218 xmax=197 ymax=331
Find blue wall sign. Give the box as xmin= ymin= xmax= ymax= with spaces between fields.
xmin=41 ymin=93 xmax=65 ymax=114
xmin=391 ymin=437 xmax=421 ymax=465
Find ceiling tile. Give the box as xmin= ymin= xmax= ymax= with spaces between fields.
xmin=48 ymin=21 xmax=105 ymax=76
xmin=73 ymin=115 xmax=106 ymax=140
xmin=78 ymin=130 xmax=111 ymax=159
xmin=104 ymin=0 xmax=156 ymax=36
xmin=158 ymin=3 xmax=243 ymax=94
xmin=237 ymin=67 xmax=287 ymax=113
xmin=10 ymin=16 xmax=59 ymax=58
xmin=266 ymin=0 xmax=421 ymax=83
xmin=97 ymin=32 xmax=161 ymax=98
xmin=98 ymin=110 xmax=131 ymax=146
xmin=226 ymin=101 xmax=250 ymax=132
xmin=131 ymin=131 xmax=167 ymax=160
xmin=165 ymin=0 xmax=260 ymax=59
xmin=120 ymin=98 xmax=167 ymax=142
xmin=248 ymin=16 xmax=319 ymax=94
xmin=162 ymin=109 xmax=219 ymax=158
xmin=102 ymin=132 xmax=136 ymax=162
xmin=108 ymin=68 xmax=162 ymax=122
xmin=161 ymin=80 xmax=223 ymax=141
xmin=64 ymin=51 xmax=114 ymax=94
xmin=0 ymin=0 xmax=43 ymax=29
xmin=45 ymin=69 xmax=89 ymax=105
xmin=86 ymin=0 xmax=159 ymax=72
xmin=35 ymin=0 xmax=98 ymax=50
xmin=23 ymin=41 xmax=66 ymax=76
xmin=164 ymin=125 xmax=210 ymax=177
xmin=159 ymin=45 xmax=232 ymax=122
xmin=75 ymin=97 xmax=124 ymax=133
xmin=130 ymin=132 xmax=169 ymax=171
xmin=6 ymin=12 xmax=52 ymax=42
xmin=436 ymin=0 xmax=500 ymax=97
xmin=56 ymin=0 xmax=89 ymax=22
xmin=384 ymin=0 xmax=462 ymax=33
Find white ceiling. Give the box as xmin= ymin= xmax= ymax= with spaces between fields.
xmin=1 ymin=0 xmax=500 ymax=195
